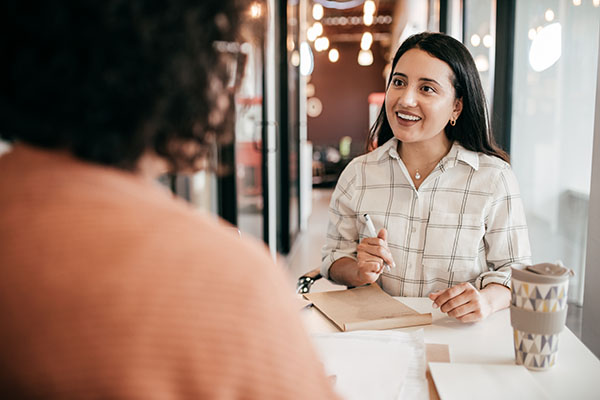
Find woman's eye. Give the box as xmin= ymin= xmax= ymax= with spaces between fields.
xmin=392 ymin=79 xmax=405 ymax=87
xmin=422 ymin=85 xmax=435 ymax=93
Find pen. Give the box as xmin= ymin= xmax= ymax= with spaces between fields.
xmin=363 ymin=213 xmax=392 ymax=272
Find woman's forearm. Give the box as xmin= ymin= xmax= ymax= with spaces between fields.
xmin=329 ymin=257 xmax=362 ymax=287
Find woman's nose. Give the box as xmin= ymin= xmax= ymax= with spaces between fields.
xmin=398 ymin=88 xmax=417 ymax=108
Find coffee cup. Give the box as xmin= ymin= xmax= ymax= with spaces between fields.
xmin=510 ymin=262 xmax=573 ymax=370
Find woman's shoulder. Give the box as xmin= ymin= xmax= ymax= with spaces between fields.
xmin=469 ymin=152 xmax=521 ymax=194
xmin=477 ymin=152 xmax=511 ymax=170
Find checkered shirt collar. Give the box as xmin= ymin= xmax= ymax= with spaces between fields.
xmin=380 ymin=138 xmax=480 ymax=171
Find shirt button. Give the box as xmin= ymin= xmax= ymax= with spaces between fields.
xmin=411 ymin=227 xmax=417 ymax=233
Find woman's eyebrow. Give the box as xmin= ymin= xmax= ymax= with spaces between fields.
xmin=391 ymin=72 xmax=441 ymax=86
xmin=419 ymin=77 xmax=441 ymax=85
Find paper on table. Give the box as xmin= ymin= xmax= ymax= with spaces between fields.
xmin=304 ymin=284 xmax=432 ymax=331
xmin=425 ymin=344 xmax=450 ymax=400
xmin=311 ymin=329 xmax=428 ymax=400
xmin=428 ymin=362 xmax=549 ymax=400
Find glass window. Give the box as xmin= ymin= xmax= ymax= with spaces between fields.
xmin=510 ymin=0 xmax=600 ymax=306
xmin=464 ymin=0 xmax=496 ymax=106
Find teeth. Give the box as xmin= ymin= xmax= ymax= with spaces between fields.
xmin=396 ymin=112 xmax=421 ymax=121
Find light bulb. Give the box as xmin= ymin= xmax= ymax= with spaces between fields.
xmin=358 ymin=49 xmax=373 ymax=66
xmin=363 ymin=0 xmax=376 ymax=15
xmin=312 ymin=3 xmax=324 ymax=20
xmin=328 ymin=48 xmax=339 ymax=63
xmin=361 ymin=32 xmax=373 ymax=50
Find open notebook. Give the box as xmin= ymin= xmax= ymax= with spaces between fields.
xmin=304 ymin=283 xmax=432 ymax=331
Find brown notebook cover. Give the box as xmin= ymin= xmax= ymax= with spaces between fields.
xmin=304 ymin=284 xmax=432 ymax=331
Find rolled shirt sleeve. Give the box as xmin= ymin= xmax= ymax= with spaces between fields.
xmin=476 ymin=167 xmax=532 ymax=289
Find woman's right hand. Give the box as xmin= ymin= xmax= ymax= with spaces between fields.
xmin=354 ymin=228 xmax=395 ymax=285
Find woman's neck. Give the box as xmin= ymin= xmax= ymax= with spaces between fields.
xmin=397 ymin=136 xmax=453 ymax=187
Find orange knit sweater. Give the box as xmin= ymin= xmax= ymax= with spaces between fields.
xmin=0 ymin=144 xmax=338 ymax=399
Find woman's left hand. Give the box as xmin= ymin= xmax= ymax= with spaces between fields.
xmin=428 ymin=282 xmax=510 ymax=323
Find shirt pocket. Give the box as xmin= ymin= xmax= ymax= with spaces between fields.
xmin=422 ymin=211 xmax=484 ymax=271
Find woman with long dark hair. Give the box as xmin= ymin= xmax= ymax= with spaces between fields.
xmin=321 ymin=32 xmax=531 ymax=322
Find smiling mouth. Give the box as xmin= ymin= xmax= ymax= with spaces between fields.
xmin=395 ymin=112 xmax=421 ymax=122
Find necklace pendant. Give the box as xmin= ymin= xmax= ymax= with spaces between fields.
xmin=415 ymin=170 xmax=421 ymax=180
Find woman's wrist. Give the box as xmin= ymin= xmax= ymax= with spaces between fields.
xmin=480 ymin=283 xmax=511 ymax=313
xmin=329 ymin=257 xmax=361 ymax=287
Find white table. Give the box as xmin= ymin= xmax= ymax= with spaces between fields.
xmin=302 ymin=297 xmax=600 ymax=399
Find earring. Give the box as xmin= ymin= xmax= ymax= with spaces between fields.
xmin=450 ymin=118 xmax=456 ymax=126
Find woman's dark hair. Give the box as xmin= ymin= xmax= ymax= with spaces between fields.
xmin=367 ymin=32 xmax=508 ymax=163
xmin=0 ymin=0 xmax=242 ymax=171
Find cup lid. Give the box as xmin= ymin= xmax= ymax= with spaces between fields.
xmin=526 ymin=262 xmax=573 ymax=277
xmin=512 ymin=262 xmax=574 ymax=284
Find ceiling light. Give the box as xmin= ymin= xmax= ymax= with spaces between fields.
xmin=315 ymin=37 xmax=330 ymax=52
xmin=307 ymin=26 xmax=318 ymax=42
xmin=470 ymin=34 xmax=481 ymax=47
xmin=474 ymin=55 xmax=489 ymax=72
xmin=312 ymin=3 xmax=324 ymax=20
xmin=361 ymin=32 xmax=373 ymax=50
xmin=358 ymin=49 xmax=373 ymax=66
xmin=482 ymin=34 xmax=493 ymax=48
xmin=291 ymin=50 xmax=300 ymax=67
xmin=312 ymin=22 xmax=323 ymax=37
xmin=363 ymin=13 xmax=374 ymax=26
xmin=249 ymin=2 xmax=262 ymax=19
xmin=529 ymin=23 xmax=561 ymax=72
xmin=363 ymin=0 xmax=376 ymax=15
xmin=328 ymin=48 xmax=339 ymax=63
xmin=300 ymin=42 xmax=314 ymax=76
xmin=528 ymin=28 xmax=536 ymax=40
xmin=545 ymin=9 xmax=555 ymax=22
xmin=573 ymin=0 xmax=581 ymax=5
xmin=594 ymin=0 xmax=599 ymax=7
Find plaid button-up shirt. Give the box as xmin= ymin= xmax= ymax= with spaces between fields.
xmin=321 ymin=138 xmax=532 ymax=297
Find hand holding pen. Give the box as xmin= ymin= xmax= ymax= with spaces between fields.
xmin=355 ymin=214 xmax=396 ymax=281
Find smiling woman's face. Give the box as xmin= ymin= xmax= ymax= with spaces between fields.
xmin=384 ymin=48 xmax=462 ymax=146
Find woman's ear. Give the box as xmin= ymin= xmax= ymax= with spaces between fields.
xmin=453 ymin=97 xmax=463 ymax=119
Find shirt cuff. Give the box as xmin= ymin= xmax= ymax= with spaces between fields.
xmin=475 ymin=269 xmax=512 ymax=290
xmin=320 ymin=252 xmax=357 ymax=281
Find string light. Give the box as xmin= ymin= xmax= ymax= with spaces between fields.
xmin=363 ymin=0 xmax=376 ymax=15
xmin=482 ymin=34 xmax=493 ymax=48
xmin=360 ymin=32 xmax=373 ymax=50
xmin=315 ymin=36 xmax=330 ymax=52
xmin=312 ymin=3 xmax=324 ymax=20
xmin=358 ymin=49 xmax=373 ymax=66
xmin=307 ymin=26 xmax=318 ymax=42
xmin=312 ymin=22 xmax=323 ymax=37
xmin=249 ymin=2 xmax=262 ymax=19
xmin=328 ymin=48 xmax=340 ymax=63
